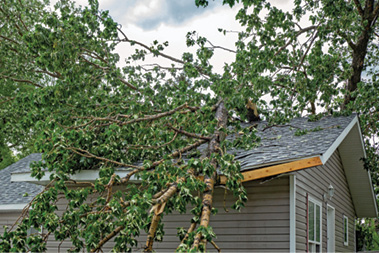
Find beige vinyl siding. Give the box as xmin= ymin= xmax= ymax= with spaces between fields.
xmin=47 ymin=177 xmax=290 ymax=252
xmin=0 ymin=211 xmax=22 ymax=235
xmin=44 ymin=194 xmax=116 ymax=252
xmin=152 ymin=176 xmax=290 ymax=252
xmin=295 ymin=149 xmax=356 ymax=252
xmin=1 ymin=177 xmax=290 ymax=252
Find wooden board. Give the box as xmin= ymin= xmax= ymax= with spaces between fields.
xmin=219 ymin=156 xmax=323 ymax=184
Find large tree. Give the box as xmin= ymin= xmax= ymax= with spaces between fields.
xmin=0 ymin=0 xmax=378 ymax=251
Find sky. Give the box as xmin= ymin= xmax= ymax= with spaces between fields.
xmin=50 ymin=0 xmax=293 ymax=72
xmin=97 ymin=0 xmax=242 ymax=72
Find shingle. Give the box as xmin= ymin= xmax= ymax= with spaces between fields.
xmin=2 ymin=114 xmax=356 ymax=205
xmin=234 ymin=114 xmax=355 ymax=171
xmin=0 ymin=153 xmax=44 ymax=205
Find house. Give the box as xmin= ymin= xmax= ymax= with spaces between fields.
xmin=0 ymin=153 xmax=43 ymax=235
xmin=1 ymin=113 xmax=377 ymax=252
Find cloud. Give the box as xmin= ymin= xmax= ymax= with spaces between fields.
xmin=100 ymin=0 xmax=221 ymax=30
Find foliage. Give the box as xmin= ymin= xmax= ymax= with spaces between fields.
xmin=0 ymin=0 xmax=379 ymax=251
xmin=356 ymin=218 xmax=379 ymax=251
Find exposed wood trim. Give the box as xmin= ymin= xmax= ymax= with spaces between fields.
xmin=218 ymin=156 xmax=322 ymax=184
xmin=241 ymin=156 xmax=322 ymax=182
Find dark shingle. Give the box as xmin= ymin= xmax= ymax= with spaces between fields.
xmin=2 ymin=114 xmax=356 ymax=205
xmin=0 ymin=153 xmax=44 ymax=205
xmin=234 ymin=114 xmax=355 ymax=170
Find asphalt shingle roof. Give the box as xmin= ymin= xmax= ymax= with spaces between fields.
xmin=0 ymin=153 xmax=44 ymax=205
xmin=1 ymin=114 xmax=357 ymax=205
xmin=234 ymin=114 xmax=355 ymax=170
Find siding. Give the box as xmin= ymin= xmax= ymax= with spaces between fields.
xmin=153 ymin=176 xmax=290 ymax=252
xmin=0 ymin=211 xmax=22 ymax=235
xmin=295 ymin=149 xmax=356 ymax=252
xmin=1 ymin=177 xmax=290 ymax=252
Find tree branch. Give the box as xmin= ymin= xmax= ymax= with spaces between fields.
xmin=167 ymin=123 xmax=212 ymax=140
xmin=192 ymin=101 xmax=228 ymax=250
xmin=353 ymin=0 xmax=365 ymax=17
xmin=0 ymin=35 xmax=20 ymax=45
xmin=114 ymin=23 xmax=184 ymax=64
xmin=206 ymin=39 xmax=236 ymax=53
xmin=119 ymin=103 xmax=188 ymax=126
xmin=0 ymin=96 xmax=15 ymax=105
xmin=67 ymin=147 xmax=142 ymax=169
xmin=127 ymin=131 xmax=178 ymax=150
xmin=272 ymin=25 xmax=318 ymax=59
xmin=337 ymin=30 xmax=357 ymax=50
xmin=297 ymin=30 xmax=319 ymax=70
xmin=79 ymin=54 xmax=140 ymax=91
xmin=0 ymin=75 xmax=43 ymax=88
xmin=373 ymin=1 xmax=379 ymax=19
xmin=119 ymin=139 xmax=208 ymax=185
xmin=144 ymin=203 xmax=166 ymax=252
xmin=91 ymin=225 xmax=124 ymax=252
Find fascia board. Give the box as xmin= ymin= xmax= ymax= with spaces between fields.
xmin=11 ymin=170 xmax=138 ymax=186
xmin=0 ymin=203 xmax=27 ymax=211
xmin=320 ymin=115 xmax=358 ymax=164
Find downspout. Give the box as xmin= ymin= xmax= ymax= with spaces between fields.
xmin=289 ymin=174 xmax=296 ymax=252
xmin=306 ymin=193 xmax=309 ymax=252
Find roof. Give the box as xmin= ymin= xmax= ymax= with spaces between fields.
xmin=10 ymin=114 xmax=354 ymax=174
xmin=6 ymin=114 xmax=378 ymax=217
xmin=230 ymin=114 xmax=355 ymax=170
xmin=0 ymin=153 xmax=44 ymax=210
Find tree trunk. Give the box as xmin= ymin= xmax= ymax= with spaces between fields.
xmin=343 ymin=1 xmax=377 ymax=107
xmin=144 ymin=203 xmax=166 ymax=252
xmin=192 ymin=100 xmax=228 ymax=250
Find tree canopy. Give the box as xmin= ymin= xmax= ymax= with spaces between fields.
xmin=0 ymin=0 xmax=378 ymax=251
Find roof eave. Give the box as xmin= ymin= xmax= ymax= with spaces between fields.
xmin=337 ymin=116 xmax=378 ymax=217
xmin=11 ymin=170 xmax=139 ymax=186
xmin=0 ymin=203 xmax=27 ymax=211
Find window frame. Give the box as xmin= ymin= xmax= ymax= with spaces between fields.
xmin=343 ymin=215 xmax=349 ymax=246
xmin=308 ymin=196 xmax=322 ymax=252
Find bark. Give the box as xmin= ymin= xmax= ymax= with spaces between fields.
xmin=192 ymin=101 xmax=228 ymax=250
xmin=152 ymin=168 xmax=195 ymax=205
xmin=91 ymin=226 xmax=124 ymax=252
xmin=144 ymin=203 xmax=166 ymax=252
xmin=343 ymin=0 xmax=378 ymax=107
xmin=145 ymin=168 xmax=196 ymax=250
xmin=192 ymin=171 xmax=216 ymax=249
xmin=179 ymin=222 xmax=197 ymax=246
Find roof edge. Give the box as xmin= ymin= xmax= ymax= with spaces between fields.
xmin=239 ymin=156 xmax=322 ymax=183
xmin=0 ymin=203 xmax=27 ymax=211
xmin=337 ymin=117 xmax=378 ymax=217
xmin=11 ymin=169 xmax=138 ymax=186
xmin=320 ymin=115 xmax=359 ymax=164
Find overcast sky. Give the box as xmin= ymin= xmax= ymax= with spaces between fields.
xmin=51 ymin=0 xmax=240 ymax=71
xmin=52 ymin=0 xmax=293 ymax=71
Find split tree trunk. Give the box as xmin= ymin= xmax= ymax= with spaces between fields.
xmin=192 ymin=100 xmax=228 ymax=250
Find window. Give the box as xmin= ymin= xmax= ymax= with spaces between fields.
xmin=343 ymin=215 xmax=348 ymax=246
xmin=308 ymin=198 xmax=322 ymax=252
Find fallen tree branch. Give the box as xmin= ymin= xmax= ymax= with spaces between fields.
xmin=144 ymin=203 xmax=166 ymax=252
xmin=91 ymin=225 xmax=124 ymax=252
xmin=167 ymin=123 xmax=211 ymax=140
xmin=210 ymin=240 xmax=221 ymax=252
xmin=192 ymin=101 xmax=228 ymax=250
xmin=120 ymin=103 xmax=188 ymax=125
xmin=67 ymin=147 xmax=142 ymax=169
xmin=120 ymin=138 xmax=208 ymax=184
